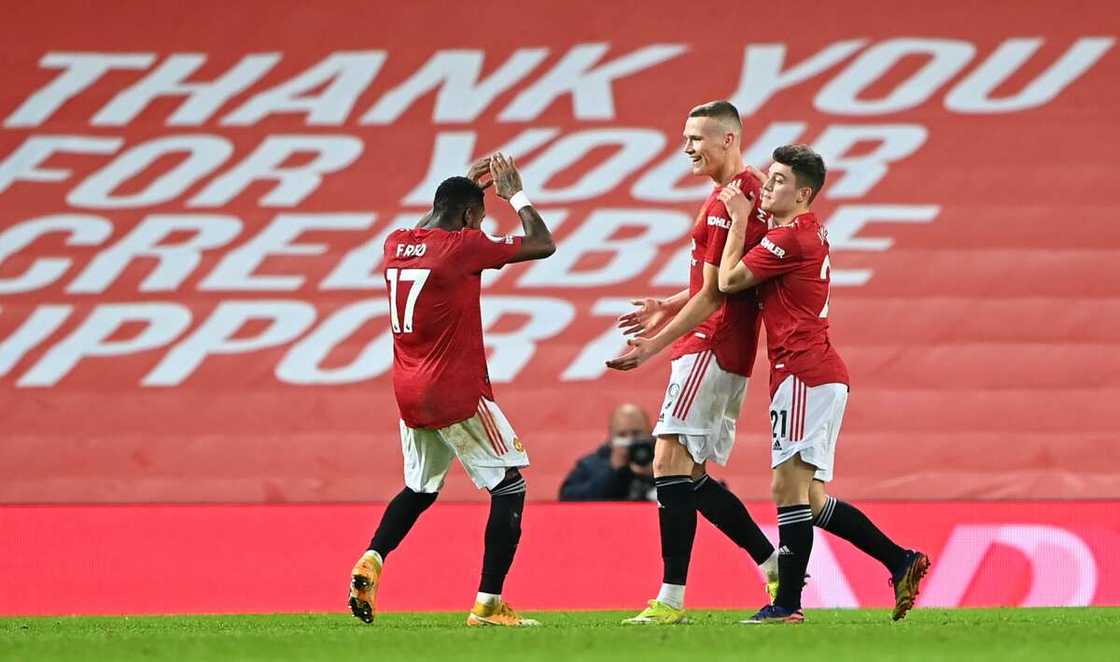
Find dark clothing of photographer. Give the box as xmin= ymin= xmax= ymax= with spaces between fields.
xmin=559 ymin=443 xmax=656 ymax=501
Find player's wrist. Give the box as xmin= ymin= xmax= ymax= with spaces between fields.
xmin=645 ymin=333 xmax=669 ymax=354
xmin=509 ymin=191 xmax=531 ymax=212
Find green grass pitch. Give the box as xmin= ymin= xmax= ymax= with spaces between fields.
xmin=3 ymin=608 xmax=1119 ymax=662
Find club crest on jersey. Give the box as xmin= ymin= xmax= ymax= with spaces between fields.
xmin=707 ymin=215 xmax=731 ymax=229
xmin=485 ymin=233 xmax=515 ymax=244
xmin=395 ymin=243 xmax=427 ymax=258
xmin=761 ymin=237 xmax=786 ymax=258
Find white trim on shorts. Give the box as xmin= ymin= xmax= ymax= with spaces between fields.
xmin=400 ymin=398 xmax=529 ymax=493
xmin=651 ymin=350 xmax=748 ymax=466
xmin=769 ymin=374 xmax=848 ymax=482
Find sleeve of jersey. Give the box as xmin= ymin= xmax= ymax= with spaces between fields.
xmin=703 ymin=213 xmax=731 ymax=267
xmin=703 ymin=176 xmax=764 ymax=266
xmin=742 ymin=230 xmax=802 ymax=283
xmin=463 ymin=230 xmax=524 ymax=272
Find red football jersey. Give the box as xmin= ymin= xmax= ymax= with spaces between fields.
xmin=668 ymin=169 xmax=768 ymax=377
xmin=741 ymin=212 xmax=849 ymax=397
xmin=383 ymin=227 xmax=522 ymax=429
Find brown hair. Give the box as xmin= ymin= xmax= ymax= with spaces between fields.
xmin=688 ymin=100 xmax=742 ymax=132
xmin=772 ymin=144 xmax=826 ymax=204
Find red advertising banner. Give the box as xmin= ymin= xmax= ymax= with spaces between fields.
xmin=3 ymin=501 xmax=1119 ymax=615
xmin=1 ymin=1 xmax=1119 ymax=503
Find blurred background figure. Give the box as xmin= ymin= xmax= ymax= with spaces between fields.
xmin=559 ymin=403 xmax=656 ymax=501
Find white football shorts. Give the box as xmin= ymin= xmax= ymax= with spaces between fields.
xmin=400 ymin=398 xmax=529 ymax=493
xmin=769 ymin=374 xmax=848 ymax=482
xmin=651 ymin=350 xmax=747 ymax=466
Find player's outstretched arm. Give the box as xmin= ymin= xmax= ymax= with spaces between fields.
xmin=490 ymin=152 xmax=556 ymax=263
xmin=606 ymin=265 xmax=722 ymax=371
xmin=717 ymin=182 xmax=760 ymax=293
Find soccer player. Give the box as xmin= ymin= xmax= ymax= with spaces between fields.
xmin=606 ymin=101 xmax=779 ymax=624
xmin=347 ymin=153 xmax=556 ymax=627
xmin=717 ymin=144 xmax=931 ymax=624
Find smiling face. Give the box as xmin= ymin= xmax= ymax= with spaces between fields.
xmin=761 ymin=144 xmax=827 ymax=219
xmin=682 ymin=115 xmax=734 ymax=179
xmin=761 ymin=162 xmax=811 ymax=217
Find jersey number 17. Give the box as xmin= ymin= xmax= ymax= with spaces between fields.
xmin=385 ymin=268 xmax=430 ymax=333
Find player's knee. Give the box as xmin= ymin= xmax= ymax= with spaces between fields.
xmin=770 ymin=473 xmax=806 ymax=506
xmin=652 ymin=439 xmax=690 ymax=477
xmin=808 ymin=482 xmax=829 ymax=516
xmin=769 ymin=474 xmax=786 ymax=503
xmin=488 ymin=468 xmax=526 ymax=498
xmin=403 ymin=486 xmax=440 ymax=510
xmin=652 ymin=455 xmax=675 ymax=477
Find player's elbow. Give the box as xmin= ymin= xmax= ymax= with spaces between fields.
xmin=525 ymin=236 xmax=556 ymax=260
xmin=718 ymin=271 xmax=738 ymax=294
xmin=533 ymin=237 xmax=557 ymax=259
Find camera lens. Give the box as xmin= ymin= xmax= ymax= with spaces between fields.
xmin=629 ymin=440 xmax=655 ymax=466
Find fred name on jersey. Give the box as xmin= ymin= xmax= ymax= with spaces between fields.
xmin=395 ymin=242 xmax=428 ymax=258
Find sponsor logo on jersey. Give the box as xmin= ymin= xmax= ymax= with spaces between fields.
xmin=707 ymin=215 xmax=731 ymax=229
xmin=761 ymin=236 xmax=786 ymax=258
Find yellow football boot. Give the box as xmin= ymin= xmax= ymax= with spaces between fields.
xmin=766 ymin=569 xmax=780 ymax=603
xmin=348 ymin=551 xmax=382 ymax=624
xmin=466 ymin=600 xmax=541 ymax=627
xmin=622 ymin=599 xmax=689 ymax=625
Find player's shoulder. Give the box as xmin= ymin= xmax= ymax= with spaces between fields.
xmin=760 ymin=215 xmax=815 ymax=253
xmin=732 ymin=168 xmax=764 ymax=191
xmin=384 ymin=227 xmax=411 ymax=249
xmin=791 ymin=213 xmax=828 ymax=246
xmin=463 ymin=227 xmax=517 ymax=246
xmin=773 ymin=213 xmax=828 ymax=256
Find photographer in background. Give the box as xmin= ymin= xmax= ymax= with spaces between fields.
xmin=559 ymin=403 xmax=656 ymax=501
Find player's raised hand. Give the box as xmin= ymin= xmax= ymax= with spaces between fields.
xmin=605 ymin=336 xmax=657 ymax=371
xmin=617 ymin=298 xmax=670 ymax=337
xmin=489 ymin=152 xmax=523 ymax=200
xmin=718 ymin=180 xmax=755 ymax=222
xmin=466 ymin=157 xmax=493 ymax=190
